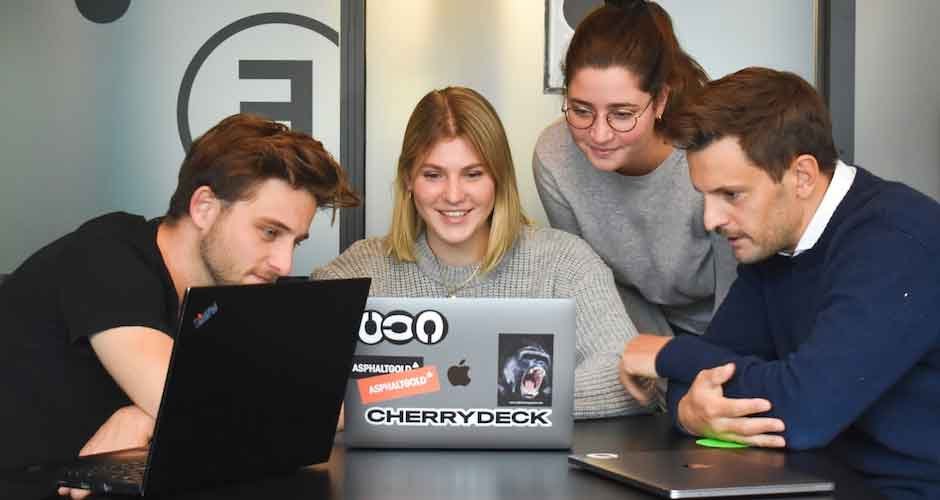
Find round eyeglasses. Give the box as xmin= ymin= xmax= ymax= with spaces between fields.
xmin=562 ymin=97 xmax=655 ymax=133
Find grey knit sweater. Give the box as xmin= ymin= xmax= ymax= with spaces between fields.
xmin=312 ymin=227 xmax=649 ymax=419
xmin=533 ymin=119 xmax=738 ymax=335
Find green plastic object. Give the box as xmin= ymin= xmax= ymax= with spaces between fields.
xmin=695 ymin=438 xmax=749 ymax=449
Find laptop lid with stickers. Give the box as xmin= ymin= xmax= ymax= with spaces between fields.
xmin=343 ymin=297 xmax=576 ymax=449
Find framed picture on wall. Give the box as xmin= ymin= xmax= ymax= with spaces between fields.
xmin=544 ymin=0 xmax=602 ymax=93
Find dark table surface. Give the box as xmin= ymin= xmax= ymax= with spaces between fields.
xmin=9 ymin=414 xmax=884 ymax=500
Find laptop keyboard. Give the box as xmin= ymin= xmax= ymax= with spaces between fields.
xmin=63 ymin=460 xmax=147 ymax=484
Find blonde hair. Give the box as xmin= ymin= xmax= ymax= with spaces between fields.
xmin=385 ymin=87 xmax=531 ymax=274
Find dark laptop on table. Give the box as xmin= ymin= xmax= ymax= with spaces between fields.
xmin=34 ymin=277 xmax=369 ymax=496
xmin=569 ymin=447 xmax=834 ymax=498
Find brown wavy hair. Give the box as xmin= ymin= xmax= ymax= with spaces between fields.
xmin=666 ymin=67 xmax=839 ymax=181
xmin=563 ymin=0 xmax=708 ymax=134
xmin=166 ymin=113 xmax=359 ymax=222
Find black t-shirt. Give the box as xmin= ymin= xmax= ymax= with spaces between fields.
xmin=0 ymin=212 xmax=178 ymax=468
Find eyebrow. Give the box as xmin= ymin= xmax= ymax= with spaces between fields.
xmin=420 ymin=162 xmax=486 ymax=170
xmin=703 ymin=184 xmax=748 ymax=195
xmin=568 ymin=97 xmax=642 ymax=110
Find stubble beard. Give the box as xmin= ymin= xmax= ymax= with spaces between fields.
xmin=198 ymin=227 xmax=238 ymax=286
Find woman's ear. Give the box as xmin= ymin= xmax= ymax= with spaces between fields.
xmin=655 ymin=86 xmax=671 ymax=120
xmin=188 ymin=186 xmax=222 ymax=231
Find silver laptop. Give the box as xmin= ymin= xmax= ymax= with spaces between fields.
xmin=569 ymin=449 xmax=835 ymax=498
xmin=343 ymin=297 xmax=576 ymax=449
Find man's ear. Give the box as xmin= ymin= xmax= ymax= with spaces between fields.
xmin=189 ymin=186 xmax=222 ymax=231
xmin=789 ymin=154 xmax=822 ymax=200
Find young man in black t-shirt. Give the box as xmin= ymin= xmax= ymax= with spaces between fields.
xmin=0 ymin=114 xmax=359 ymax=499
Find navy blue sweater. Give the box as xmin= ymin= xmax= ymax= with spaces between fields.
xmin=657 ymin=168 xmax=940 ymax=499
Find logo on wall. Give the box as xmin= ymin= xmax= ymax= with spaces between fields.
xmin=75 ymin=0 xmax=131 ymax=24
xmin=175 ymin=12 xmax=339 ymax=151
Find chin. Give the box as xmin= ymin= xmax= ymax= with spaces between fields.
xmin=735 ymin=247 xmax=775 ymax=264
xmin=438 ymin=232 xmax=476 ymax=247
xmin=588 ymin=153 xmax=628 ymax=173
xmin=431 ymin=226 xmax=485 ymax=251
xmin=242 ymin=275 xmax=271 ymax=285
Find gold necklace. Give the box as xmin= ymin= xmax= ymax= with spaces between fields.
xmin=434 ymin=253 xmax=481 ymax=298
xmin=442 ymin=265 xmax=480 ymax=298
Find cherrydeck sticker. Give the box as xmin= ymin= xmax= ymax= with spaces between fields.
xmin=497 ymin=334 xmax=554 ymax=407
xmin=350 ymin=355 xmax=424 ymax=379
xmin=364 ymin=407 xmax=553 ymax=427
xmin=357 ymin=365 xmax=441 ymax=404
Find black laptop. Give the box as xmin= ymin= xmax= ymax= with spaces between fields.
xmin=45 ymin=277 xmax=370 ymax=496
xmin=569 ymin=448 xmax=834 ymax=498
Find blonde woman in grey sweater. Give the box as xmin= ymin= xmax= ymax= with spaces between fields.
xmin=314 ymin=87 xmax=655 ymax=419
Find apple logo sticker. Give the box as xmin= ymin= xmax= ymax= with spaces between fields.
xmin=447 ymin=359 xmax=471 ymax=386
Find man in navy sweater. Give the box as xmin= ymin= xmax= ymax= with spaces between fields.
xmin=619 ymin=67 xmax=940 ymax=499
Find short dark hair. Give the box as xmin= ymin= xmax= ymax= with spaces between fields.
xmin=166 ymin=113 xmax=359 ymax=221
xmin=666 ymin=67 xmax=839 ymax=181
xmin=563 ymin=0 xmax=708 ymax=134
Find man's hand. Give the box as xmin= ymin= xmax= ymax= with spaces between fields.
xmin=57 ymin=405 xmax=155 ymax=499
xmin=677 ymin=363 xmax=786 ymax=447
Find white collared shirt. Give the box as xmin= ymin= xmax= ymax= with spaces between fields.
xmin=780 ymin=161 xmax=857 ymax=257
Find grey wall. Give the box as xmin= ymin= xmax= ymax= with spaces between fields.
xmin=364 ymin=0 xmax=817 ymax=236
xmin=1 ymin=3 xmax=114 ymax=272
xmin=855 ymin=1 xmax=940 ymax=200
xmin=0 ymin=1 xmax=343 ymax=273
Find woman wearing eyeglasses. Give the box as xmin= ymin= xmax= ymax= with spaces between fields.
xmin=533 ymin=0 xmax=737 ymax=343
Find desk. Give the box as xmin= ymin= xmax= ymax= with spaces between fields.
xmin=14 ymin=415 xmax=883 ymax=499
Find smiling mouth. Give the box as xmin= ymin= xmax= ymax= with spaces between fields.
xmin=587 ymin=142 xmax=619 ymax=152
xmin=439 ymin=209 xmax=471 ymax=218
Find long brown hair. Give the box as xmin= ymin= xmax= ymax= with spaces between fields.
xmin=563 ymin=0 xmax=707 ymax=134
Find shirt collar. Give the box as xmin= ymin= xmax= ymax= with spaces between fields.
xmin=780 ymin=160 xmax=856 ymax=257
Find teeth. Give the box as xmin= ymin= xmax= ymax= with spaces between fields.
xmin=441 ymin=210 xmax=468 ymax=217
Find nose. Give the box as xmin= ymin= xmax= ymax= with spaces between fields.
xmin=702 ymin=196 xmax=727 ymax=233
xmin=589 ymin=114 xmax=614 ymax=143
xmin=268 ymin=241 xmax=294 ymax=278
xmin=443 ymin=177 xmax=464 ymax=204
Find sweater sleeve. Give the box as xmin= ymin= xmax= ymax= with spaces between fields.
xmin=560 ymin=238 xmax=652 ymax=419
xmin=659 ymin=227 xmax=940 ymax=450
xmin=532 ymin=149 xmax=583 ymax=238
xmin=658 ymin=266 xmax=776 ymax=384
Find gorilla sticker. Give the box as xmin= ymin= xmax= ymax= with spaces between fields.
xmin=497 ymin=334 xmax=554 ymax=407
